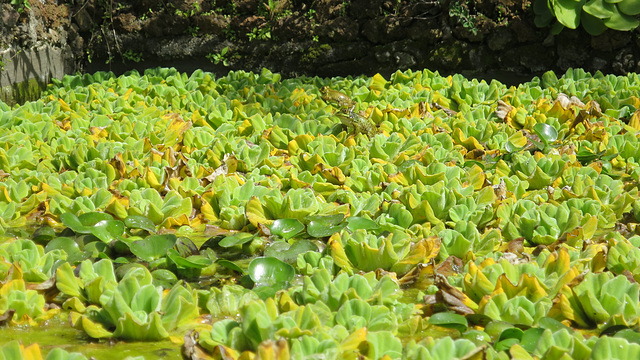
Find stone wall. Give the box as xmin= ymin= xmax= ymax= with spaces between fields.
xmin=1 ymin=0 xmax=639 ymax=102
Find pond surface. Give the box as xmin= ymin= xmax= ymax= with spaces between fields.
xmin=0 ymin=316 xmax=181 ymax=359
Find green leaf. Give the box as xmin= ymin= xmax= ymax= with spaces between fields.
xmin=428 ymin=312 xmax=469 ymax=333
xmin=32 ymin=226 xmax=56 ymax=245
xmin=151 ymin=269 xmax=178 ymax=288
xmin=90 ymin=220 xmax=125 ymax=243
xmin=78 ymin=212 xmax=114 ymax=226
xmin=60 ymin=213 xmax=91 ymax=234
xmin=166 ymin=249 xmax=213 ymax=268
xmin=269 ymin=219 xmax=305 ymax=240
xmin=499 ymin=327 xmax=524 ymax=342
xmin=583 ymin=0 xmax=615 ymax=18
xmin=307 ymin=220 xmax=347 ymax=238
xmin=247 ymin=257 xmax=295 ymax=287
xmin=591 ymin=336 xmax=640 ymax=360
xmin=264 ymin=240 xmax=318 ymax=264
xmin=616 ymin=329 xmax=640 ymax=346
xmin=533 ymin=123 xmax=558 ymax=145
xmin=346 ymin=216 xmax=380 ymax=231
xmin=581 ymin=12 xmax=608 ymax=35
xmin=552 ymin=0 xmax=587 ymax=29
xmin=366 ymin=330 xmax=403 ymax=360
xmin=218 ymin=232 xmax=257 ymax=248
xmin=124 ymin=215 xmax=156 ymax=233
xmin=603 ymin=4 xmax=640 ymax=30
xmin=216 ymin=259 xmax=245 ymax=274
xmin=45 ymin=237 xmax=80 ymax=255
xmin=129 ymin=234 xmax=177 ymax=262
xmin=619 ymin=0 xmax=640 ymax=15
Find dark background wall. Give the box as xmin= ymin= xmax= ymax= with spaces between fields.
xmin=1 ymin=0 xmax=639 ymax=99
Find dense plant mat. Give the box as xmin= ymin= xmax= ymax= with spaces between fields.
xmin=1 ymin=67 xmax=640 ymax=359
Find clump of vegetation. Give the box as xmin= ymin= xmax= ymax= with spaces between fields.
xmin=0 ymin=67 xmax=640 ymax=358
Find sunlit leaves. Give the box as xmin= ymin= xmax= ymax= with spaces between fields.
xmin=3 ymin=66 xmax=640 ymax=358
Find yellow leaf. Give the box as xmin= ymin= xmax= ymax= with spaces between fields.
xmin=392 ymin=237 xmax=441 ymax=275
xmin=313 ymin=164 xmax=346 ymax=185
xmin=201 ymin=201 xmax=219 ymax=222
xmin=328 ymin=233 xmax=354 ymax=275
xmin=163 ymin=113 xmax=192 ymax=147
xmin=509 ymin=344 xmax=533 ymax=360
xmin=22 ymin=343 xmax=43 ymax=360
xmin=58 ymin=98 xmax=71 ymax=112
xmin=466 ymin=164 xmax=486 ymax=190
xmin=162 ymin=214 xmax=191 ymax=228
xmin=369 ymin=73 xmax=388 ymax=92
xmin=495 ymin=273 xmax=548 ymax=302
xmin=629 ymin=110 xmax=640 ymax=130
xmin=81 ymin=316 xmax=114 ymax=339
xmin=145 ymin=167 xmax=163 ymax=190
xmin=452 ymin=128 xmax=484 ymax=151
xmin=245 ymin=196 xmax=273 ymax=228
xmin=339 ymin=327 xmax=367 ymax=353
xmin=508 ymin=131 xmax=528 ymax=148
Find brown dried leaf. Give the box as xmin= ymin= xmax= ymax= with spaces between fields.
xmin=182 ymin=330 xmax=213 ymax=360
xmin=436 ymin=256 xmax=463 ymax=277
xmin=492 ymin=178 xmax=506 ymax=200
xmin=27 ymin=276 xmax=59 ymax=301
xmin=432 ymin=102 xmax=457 ymax=116
xmin=506 ymin=238 xmax=524 ymax=255
xmin=622 ymin=270 xmax=638 ymax=284
xmin=0 ymin=309 xmax=15 ymax=326
xmin=556 ymin=93 xmax=571 ymax=109
xmin=433 ymin=273 xmax=476 ymax=315
xmin=398 ymin=263 xmax=434 ymax=288
xmin=495 ymin=100 xmax=514 ymax=121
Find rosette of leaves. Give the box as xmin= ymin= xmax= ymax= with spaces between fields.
xmin=404 ymin=337 xmax=481 ymax=360
xmin=479 ymin=291 xmax=553 ymax=326
xmin=437 ymin=221 xmax=487 ymax=259
xmin=0 ymin=239 xmax=66 ymax=282
xmin=446 ymin=187 xmax=495 ymax=229
xmin=290 ymin=269 xmax=401 ymax=311
xmin=296 ymin=251 xmax=336 ymax=276
xmin=199 ymin=298 xmax=281 ymax=353
xmin=499 ymin=198 xmax=599 ymax=246
xmin=608 ymin=132 xmax=640 ymax=163
xmin=464 ymin=249 xmax=582 ymax=304
xmin=558 ymin=172 xmax=637 ymax=226
xmin=533 ymin=0 xmax=640 ymax=34
xmin=396 ymin=180 xmax=461 ymax=226
xmin=329 ymin=229 xmax=439 ymax=275
xmin=464 ymin=258 xmax=549 ymax=304
xmin=550 ymin=272 xmax=640 ymax=328
xmin=56 ymin=259 xmax=118 ymax=305
xmin=205 ymin=285 xmax=260 ymax=320
xmin=204 ymin=176 xmax=278 ymax=230
xmin=530 ymin=327 xmax=595 ymax=359
xmin=70 ymin=266 xmax=199 ymax=340
xmin=510 ymin=152 xmax=567 ymax=190
xmin=0 ymin=278 xmax=59 ymax=326
xmin=200 ymin=296 xmax=403 ymax=359
xmin=335 ymin=299 xmax=399 ymax=333
xmin=606 ymin=236 xmax=640 ymax=280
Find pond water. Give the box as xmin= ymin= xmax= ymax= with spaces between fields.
xmin=0 ymin=317 xmax=181 ymax=359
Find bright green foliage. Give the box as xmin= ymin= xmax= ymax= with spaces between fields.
xmin=534 ymin=0 xmax=640 ymax=34
xmin=64 ymin=264 xmax=200 ymax=340
xmin=2 ymin=66 xmax=640 ymax=358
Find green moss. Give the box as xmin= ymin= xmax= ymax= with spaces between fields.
xmin=429 ymin=42 xmax=464 ymax=68
xmin=0 ymin=78 xmax=46 ymax=106
xmin=301 ymin=44 xmax=332 ymax=64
